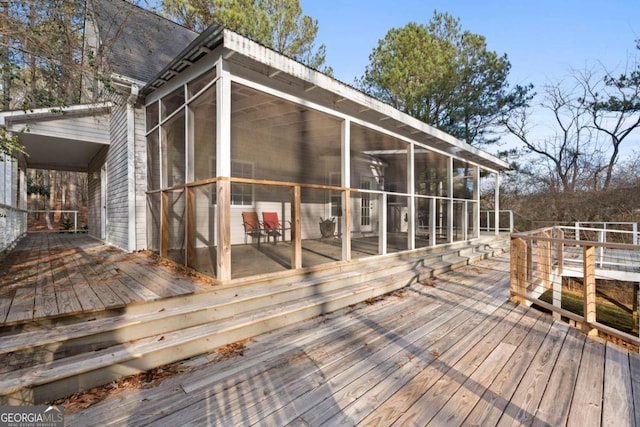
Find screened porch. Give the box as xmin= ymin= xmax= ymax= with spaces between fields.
xmin=144 ymin=49 xmax=502 ymax=281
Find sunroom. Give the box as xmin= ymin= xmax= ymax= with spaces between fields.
xmin=142 ymin=27 xmax=508 ymax=281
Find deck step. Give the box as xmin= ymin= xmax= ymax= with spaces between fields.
xmin=0 ymin=234 xmax=510 ymax=405
xmin=0 ymin=271 xmax=417 ymax=405
xmin=0 ymin=259 xmax=422 ymax=369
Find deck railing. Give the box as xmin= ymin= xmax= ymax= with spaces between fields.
xmin=510 ymin=224 xmax=640 ymax=349
xmin=480 ymin=210 xmax=513 ymax=233
xmin=27 ymin=210 xmax=80 ymax=233
xmin=147 ymin=176 xmax=483 ymax=281
xmin=0 ymin=204 xmax=27 ymax=253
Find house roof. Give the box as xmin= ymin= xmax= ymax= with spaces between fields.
xmin=90 ymin=0 xmax=199 ymax=83
xmin=141 ymin=26 xmax=509 ymax=171
xmin=0 ymin=103 xmax=112 ymax=172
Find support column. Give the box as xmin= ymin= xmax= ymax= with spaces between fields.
xmin=494 ymin=172 xmax=500 ymax=235
xmin=216 ymin=60 xmax=232 ymax=281
xmin=408 ymin=144 xmax=415 ymax=250
xmin=447 ymin=156 xmax=453 ymax=243
xmin=291 ymin=185 xmax=302 ymax=269
xmin=341 ymin=119 xmax=351 ymax=261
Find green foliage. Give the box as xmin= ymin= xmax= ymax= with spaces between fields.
xmin=161 ymin=0 xmax=331 ymax=73
xmin=358 ymin=11 xmax=532 ymax=146
xmin=27 ymin=176 xmax=50 ymax=198
xmin=1 ymin=0 xmax=91 ymax=111
xmin=0 ymin=128 xmax=26 ymax=159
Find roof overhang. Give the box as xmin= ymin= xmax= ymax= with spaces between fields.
xmin=0 ymin=103 xmax=112 ymax=172
xmin=141 ymin=27 xmax=509 ymax=171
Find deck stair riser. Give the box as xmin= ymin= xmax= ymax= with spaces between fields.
xmin=0 ymin=271 xmax=418 ymax=405
xmin=0 ymin=235 xmax=509 ymax=405
xmin=0 ymin=261 xmax=422 ymax=366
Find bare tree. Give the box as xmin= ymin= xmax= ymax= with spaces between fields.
xmin=503 ymin=81 xmax=597 ymax=193
xmin=578 ymin=58 xmax=640 ymax=190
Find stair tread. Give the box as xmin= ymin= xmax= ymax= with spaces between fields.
xmin=0 ymin=271 xmax=416 ymax=394
xmin=0 ymin=261 xmax=411 ymax=353
xmin=0 ymin=240 xmax=501 ymax=353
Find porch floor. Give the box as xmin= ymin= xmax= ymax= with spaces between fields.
xmin=65 ymin=253 xmax=639 ymax=426
xmin=0 ymin=234 xmax=213 ymax=327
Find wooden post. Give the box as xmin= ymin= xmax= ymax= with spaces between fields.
xmin=526 ymin=239 xmax=533 ymax=282
xmin=633 ymin=283 xmax=639 ymax=339
xmin=342 ymin=189 xmax=351 ymax=262
xmin=539 ymin=231 xmax=551 ymax=290
xmin=216 ymin=180 xmax=231 ymax=282
xmin=556 ymin=228 xmax=564 ymax=273
xmin=583 ymin=245 xmax=597 ymax=336
xmin=510 ymin=237 xmax=527 ymax=304
xmin=185 ymin=188 xmax=195 ymax=268
xmin=291 ymin=185 xmax=302 ymax=269
xmin=160 ymin=191 xmax=168 ymax=258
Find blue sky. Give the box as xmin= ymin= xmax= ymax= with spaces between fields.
xmin=300 ymin=0 xmax=640 ymax=89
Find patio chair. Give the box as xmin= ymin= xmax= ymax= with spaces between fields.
xmin=262 ymin=212 xmax=292 ymax=244
xmin=242 ymin=211 xmax=264 ymax=245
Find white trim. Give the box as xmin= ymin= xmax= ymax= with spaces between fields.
xmin=0 ymin=102 xmax=112 ymax=126
xmin=126 ymin=101 xmax=137 ymax=251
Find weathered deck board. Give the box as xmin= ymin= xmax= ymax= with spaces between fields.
xmin=0 ymin=235 xmax=214 ymax=325
xmin=496 ymin=321 xmax=568 ymax=427
xmin=566 ymin=336 xmax=605 ymax=427
xmin=531 ymin=326 xmax=585 ymax=426
xmin=603 ymin=342 xmax=635 ymax=426
xmin=631 ymin=352 xmax=640 ymax=427
xmin=64 ymin=252 xmax=639 ymax=427
xmin=2 ymin=236 xmax=635 ymax=426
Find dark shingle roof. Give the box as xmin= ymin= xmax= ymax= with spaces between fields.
xmin=90 ymin=0 xmax=199 ymax=83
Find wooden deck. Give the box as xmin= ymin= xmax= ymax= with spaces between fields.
xmin=65 ymin=254 xmax=640 ymax=426
xmin=0 ymin=234 xmax=213 ymax=326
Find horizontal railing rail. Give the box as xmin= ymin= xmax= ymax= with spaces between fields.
xmin=510 ymin=224 xmax=640 ymax=350
xmin=27 ymin=210 xmax=80 ymax=233
xmin=480 ymin=210 xmax=513 ymax=232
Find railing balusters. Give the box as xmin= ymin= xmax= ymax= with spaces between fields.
xmin=511 ymin=223 xmax=640 ymax=351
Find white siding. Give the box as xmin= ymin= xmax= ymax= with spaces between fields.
xmin=87 ymin=146 xmax=107 ymax=240
xmin=106 ymin=100 xmax=130 ymax=251
xmin=10 ymin=114 xmax=110 ymax=144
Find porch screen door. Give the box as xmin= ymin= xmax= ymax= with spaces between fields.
xmin=360 ymin=178 xmax=374 ymax=232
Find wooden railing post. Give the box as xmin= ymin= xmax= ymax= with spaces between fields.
xmin=583 ymin=245 xmax=597 ymax=336
xmin=160 ymin=191 xmax=168 ymax=258
xmin=510 ymin=237 xmax=527 ymax=304
xmin=342 ymin=189 xmax=351 ymax=262
xmin=633 ymin=283 xmax=639 ymax=340
xmin=216 ymin=180 xmax=231 ymax=282
xmin=185 ymin=188 xmax=195 ymax=268
xmin=539 ymin=231 xmax=551 ymax=290
xmin=556 ymin=228 xmax=564 ymax=273
xmin=291 ymin=185 xmax=302 ymax=269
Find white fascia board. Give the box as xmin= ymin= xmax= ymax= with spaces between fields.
xmin=222 ymin=29 xmax=509 ymax=170
xmin=0 ymin=102 xmax=113 ymax=126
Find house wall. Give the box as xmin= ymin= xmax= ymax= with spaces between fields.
xmin=0 ymin=153 xmax=27 ymax=252
xmin=87 ymin=146 xmax=107 ymax=241
xmin=105 ymin=100 xmax=131 ymax=251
